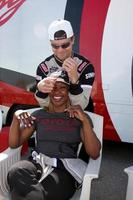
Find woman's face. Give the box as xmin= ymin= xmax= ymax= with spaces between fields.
xmin=49 ymin=82 xmax=69 ymax=109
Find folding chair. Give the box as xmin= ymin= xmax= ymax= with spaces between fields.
xmin=0 ymin=111 xmax=103 ymax=200
xmin=71 ymin=111 xmax=103 ymax=200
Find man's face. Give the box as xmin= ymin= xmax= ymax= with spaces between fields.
xmin=50 ymin=37 xmax=74 ymax=61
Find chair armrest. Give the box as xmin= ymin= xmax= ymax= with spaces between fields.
xmin=124 ymin=166 xmax=133 ymax=175
xmin=0 ymin=147 xmax=22 ymax=198
xmin=85 ymin=154 xmax=102 ymax=178
xmin=79 ymin=112 xmax=103 ymax=200
xmin=79 ymin=154 xmax=102 ymax=200
xmin=0 ymin=147 xmax=22 ymax=162
xmin=124 ymin=166 xmax=133 ymax=200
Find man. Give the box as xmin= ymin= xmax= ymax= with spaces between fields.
xmin=35 ymin=19 xmax=95 ymax=111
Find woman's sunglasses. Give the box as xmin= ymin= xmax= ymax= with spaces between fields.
xmin=51 ymin=42 xmax=71 ymax=49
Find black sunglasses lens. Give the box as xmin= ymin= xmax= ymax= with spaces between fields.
xmin=51 ymin=42 xmax=70 ymax=49
xmin=51 ymin=44 xmax=59 ymax=49
xmin=61 ymin=42 xmax=70 ymax=49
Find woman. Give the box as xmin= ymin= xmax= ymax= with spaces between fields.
xmin=7 ymin=71 xmax=101 ymax=200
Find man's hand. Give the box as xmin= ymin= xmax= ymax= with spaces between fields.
xmin=62 ymin=58 xmax=78 ymax=84
xmin=37 ymin=77 xmax=57 ymax=93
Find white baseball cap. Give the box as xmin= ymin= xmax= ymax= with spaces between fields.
xmin=48 ymin=19 xmax=74 ymax=40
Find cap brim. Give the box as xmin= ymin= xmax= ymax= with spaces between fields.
xmin=56 ymin=77 xmax=70 ymax=85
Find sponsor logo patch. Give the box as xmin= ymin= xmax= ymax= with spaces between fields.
xmin=85 ymin=72 xmax=95 ymax=79
xmin=78 ymin=62 xmax=87 ymax=72
xmin=50 ymin=66 xmax=59 ymax=73
xmin=40 ymin=63 xmax=48 ymax=73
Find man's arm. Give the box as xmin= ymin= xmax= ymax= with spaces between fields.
xmin=69 ymin=62 xmax=95 ymax=109
xmin=35 ymin=93 xmax=50 ymax=107
xmin=35 ymin=76 xmax=57 ymax=107
xmin=35 ymin=58 xmax=95 ymax=109
xmin=35 ymin=61 xmax=51 ymax=107
xmin=69 ymin=85 xmax=92 ymax=109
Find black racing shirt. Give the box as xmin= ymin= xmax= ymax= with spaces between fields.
xmin=36 ymin=52 xmax=95 ymax=97
xmin=35 ymin=52 xmax=95 ymax=111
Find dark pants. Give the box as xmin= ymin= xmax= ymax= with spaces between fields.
xmin=7 ymin=160 xmax=76 ymax=200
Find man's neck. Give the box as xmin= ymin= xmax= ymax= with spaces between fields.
xmin=54 ymin=55 xmax=63 ymax=65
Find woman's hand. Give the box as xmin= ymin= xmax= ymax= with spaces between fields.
xmin=66 ymin=105 xmax=101 ymax=159
xmin=65 ymin=105 xmax=87 ymax=121
xmin=14 ymin=110 xmax=36 ymax=128
xmin=9 ymin=110 xmax=36 ymax=148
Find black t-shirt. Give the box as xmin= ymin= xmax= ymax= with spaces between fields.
xmin=32 ymin=109 xmax=82 ymax=158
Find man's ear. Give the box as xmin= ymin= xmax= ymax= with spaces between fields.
xmin=71 ymin=36 xmax=75 ymax=45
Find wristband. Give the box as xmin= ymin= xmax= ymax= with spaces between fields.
xmin=69 ymin=83 xmax=83 ymax=95
xmin=36 ymin=90 xmax=48 ymax=98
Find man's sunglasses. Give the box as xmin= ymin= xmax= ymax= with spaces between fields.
xmin=51 ymin=42 xmax=71 ymax=49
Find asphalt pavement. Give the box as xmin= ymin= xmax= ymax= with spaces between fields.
xmin=90 ymin=141 xmax=133 ymax=200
